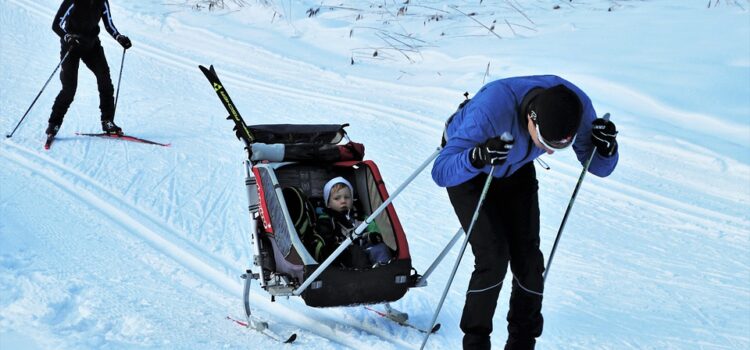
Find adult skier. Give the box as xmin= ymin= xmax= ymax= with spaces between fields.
xmin=46 ymin=0 xmax=132 ymax=138
xmin=432 ymin=76 xmax=619 ymax=349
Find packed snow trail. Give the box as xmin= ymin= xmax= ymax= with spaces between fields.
xmin=1 ymin=0 xmax=748 ymax=349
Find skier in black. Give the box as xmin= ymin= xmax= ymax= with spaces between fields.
xmin=433 ymin=76 xmax=619 ymax=349
xmin=46 ymin=0 xmax=132 ymax=137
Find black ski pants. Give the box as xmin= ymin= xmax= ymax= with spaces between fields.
xmin=447 ymin=162 xmax=544 ymax=350
xmin=49 ymin=40 xmax=115 ymax=126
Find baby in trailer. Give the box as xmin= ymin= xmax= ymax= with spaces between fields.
xmin=315 ymin=177 xmax=393 ymax=268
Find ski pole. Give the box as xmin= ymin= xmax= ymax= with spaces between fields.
xmin=6 ymin=50 xmax=71 ymax=138
xmin=420 ymin=165 xmax=497 ymax=350
xmin=294 ymin=147 xmax=442 ymax=296
xmin=112 ymin=48 xmax=126 ymax=118
xmin=543 ymin=113 xmax=610 ymax=283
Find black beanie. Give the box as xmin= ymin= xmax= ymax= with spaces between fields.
xmin=531 ymin=84 xmax=583 ymax=142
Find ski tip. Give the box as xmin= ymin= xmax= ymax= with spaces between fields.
xmin=44 ymin=137 xmax=54 ymax=150
xmin=284 ymin=334 xmax=297 ymax=344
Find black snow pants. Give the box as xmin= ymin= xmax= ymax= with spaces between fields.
xmin=49 ymin=39 xmax=115 ymax=126
xmin=447 ymin=162 xmax=545 ymax=350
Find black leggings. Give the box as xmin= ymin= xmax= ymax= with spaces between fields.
xmin=447 ymin=162 xmax=544 ymax=350
xmin=49 ymin=40 xmax=115 ymax=125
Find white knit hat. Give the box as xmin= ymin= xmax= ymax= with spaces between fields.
xmin=323 ymin=176 xmax=354 ymax=205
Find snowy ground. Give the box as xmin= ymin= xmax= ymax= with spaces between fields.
xmin=1 ymin=0 xmax=749 ymax=349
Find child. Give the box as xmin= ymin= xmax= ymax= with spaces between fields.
xmin=315 ymin=177 xmax=392 ymax=268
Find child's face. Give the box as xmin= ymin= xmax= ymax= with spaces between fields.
xmin=327 ymin=187 xmax=353 ymax=213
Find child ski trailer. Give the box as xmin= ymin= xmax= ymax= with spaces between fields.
xmin=199 ymin=65 xmax=456 ymax=342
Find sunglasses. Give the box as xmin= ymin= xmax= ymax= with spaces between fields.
xmin=530 ymin=111 xmax=576 ymax=150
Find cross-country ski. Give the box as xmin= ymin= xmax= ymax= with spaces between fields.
xmin=75 ymin=132 xmax=171 ymax=147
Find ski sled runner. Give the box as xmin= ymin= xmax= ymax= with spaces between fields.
xmin=200 ymin=65 xmax=450 ymax=341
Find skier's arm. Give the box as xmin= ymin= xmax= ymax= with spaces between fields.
xmin=52 ymin=0 xmax=75 ymax=38
xmin=432 ymin=106 xmax=492 ymax=188
xmin=101 ymin=0 xmax=122 ymax=39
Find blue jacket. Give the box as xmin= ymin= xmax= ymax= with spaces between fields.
xmin=432 ymin=75 xmax=618 ymax=188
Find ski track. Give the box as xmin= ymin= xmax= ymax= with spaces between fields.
xmin=7 ymin=0 xmax=747 ymax=239
xmin=0 ymin=140 xmax=424 ymax=349
xmin=9 ymin=0 xmax=443 ymax=135
xmin=542 ymin=156 xmax=749 ymax=238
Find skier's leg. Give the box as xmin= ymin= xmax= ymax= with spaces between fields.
xmin=503 ymin=163 xmax=544 ymax=349
xmin=49 ymin=46 xmax=80 ymax=128
xmin=448 ymin=174 xmax=509 ymax=350
xmin=82 ymin=42 xmax=115 ymax=122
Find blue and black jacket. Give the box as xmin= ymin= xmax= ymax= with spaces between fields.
xmin=52 ymin=0 xmax=121 ymax=41
xmin=432 ymin=75 xmax=619 ymax=188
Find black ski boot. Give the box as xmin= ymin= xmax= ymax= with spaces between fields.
xmin=101 ymin=120 xmax=122 ymax=135
xmin=46 ymin=123 xmax=60 ymax=136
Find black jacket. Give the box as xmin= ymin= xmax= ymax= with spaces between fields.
xmin=316 ymin=208 xmax=355 ymax=245
xmin=52 ymin=0 xmax=121 ymax=42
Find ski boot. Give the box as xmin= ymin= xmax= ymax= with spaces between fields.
xmin=101 ymin=120 xmax=122 ymax=135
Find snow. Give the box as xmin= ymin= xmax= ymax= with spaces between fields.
xmin=1 ymin=0 xmax=749 ymax=348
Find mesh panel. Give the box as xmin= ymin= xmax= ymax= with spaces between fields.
xmin=366 ymin=169 xmax=397 ymax=250
xmin=259 ymin=167 xmax=293 ymax=257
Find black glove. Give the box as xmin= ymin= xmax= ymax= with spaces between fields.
xmin=591 ymin=118 xmax=618 ymax=157
xmin=116 ymin=35 xmax=132 ymax=49
xmin=470 ymin=133 xmax=514 ymax=168
xmin=64 ymin=34 xmax=80 ymax=47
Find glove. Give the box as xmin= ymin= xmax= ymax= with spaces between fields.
xmin=470 ymin=132 xmax=514 ymax=168
xmin=116 ymin=35 xmax=132 ymax=49
xmin=591 ymin=118 xmax=618 ymax=157
xmin=64 ymin=34 xmax=80 ymax=47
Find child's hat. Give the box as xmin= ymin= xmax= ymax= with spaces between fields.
xmin=323 ymin=177 xmax=354 ymax=203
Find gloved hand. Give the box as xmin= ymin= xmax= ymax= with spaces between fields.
xmin=64 ymin=34 xmax=81 ymax=47
xmin=116 ymin=35 xmax=132 ymax=49
xmin=470 ymin=132 xmax=514 ymax=168
xmin=591 ymin=118 xmax=618 ymax=157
